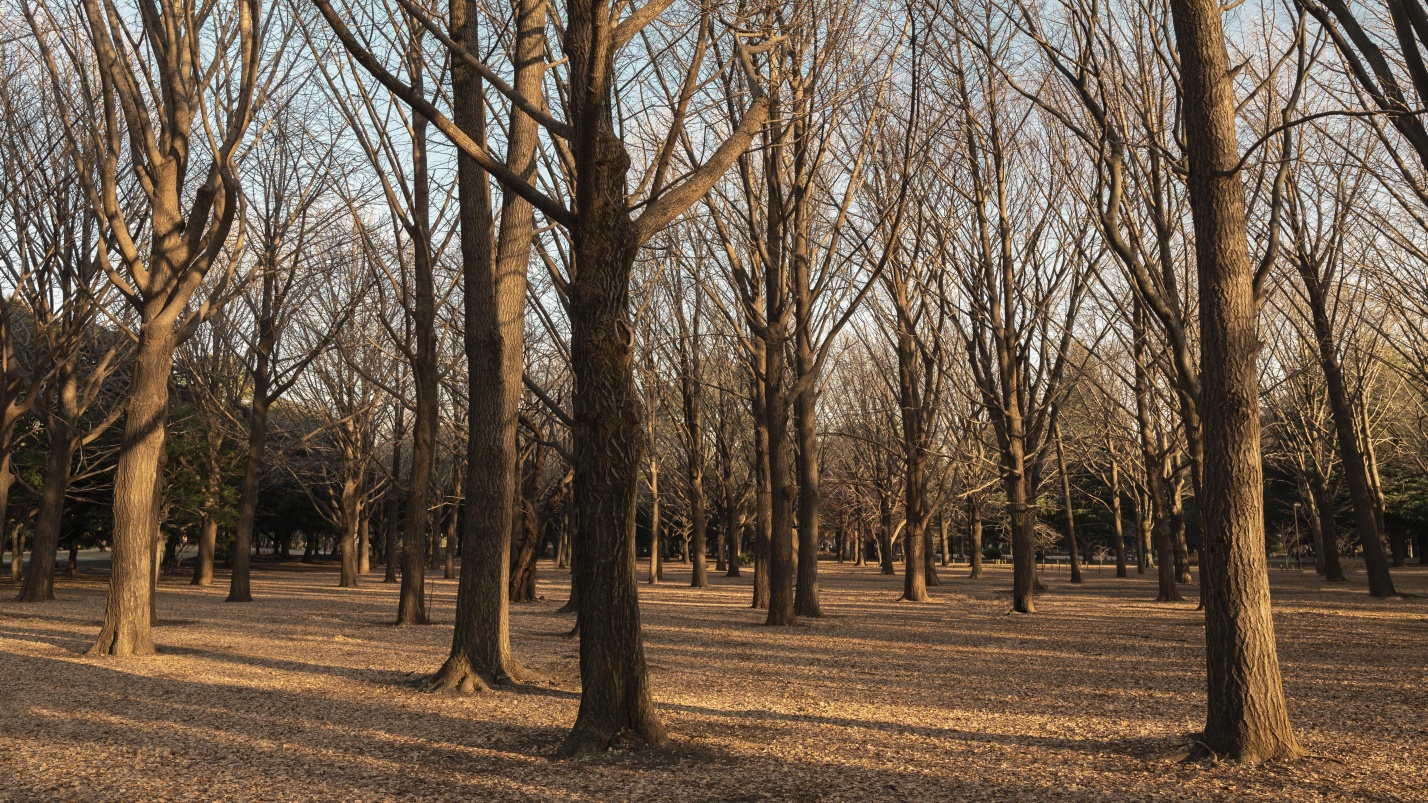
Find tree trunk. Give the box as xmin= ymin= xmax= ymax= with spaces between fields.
xmin=1169 ymin=0 xmax=1303 ymax=760
xmin=763 ymin=330 xmax=795 ymax=625
xmin=1110 ymin=459 xmax=1127 ymax=578
xmin=1309 ymin=473 xmax=1346 ymax=581
xmin=358 ymin=514 xmax=371 ymax=576
xmin=192 ymin=517 xmax=217 ymax=586
xmin=878 ymin=487 xmax=895 ymax=576
xmin=1170 ymin=476 xmax=1191 ymax=584
xmin=1054 ymin=418 xmax=1082 ymax=585
xmin=384 ymin=409 xmax=403 ymax=584
xmin=751 ymin=365 xmax=771 ymax=606
xmin=1298 ymin=266 xmax=1394 ymax=595
xmin=227 ymin=392 xmax=269 ymax=603
xmin=17 ymin=422 xmax=75 ymax=602
xmin=339 ymin=473 xmax=361 ymax=588
xmin=557 ymin=36 xmax=666 ymax=748
xmin=91 ymin=325 xmax=174 ymax=656
xmin=968 ymin=498 xmax=983 ymax=579
xmin=938 ymin=514 xmax=949 ymax=568
xmin=792 ymin=349 xmax=821 ymax=615
xmin=647 ymin=457 xmax=661 ymax=585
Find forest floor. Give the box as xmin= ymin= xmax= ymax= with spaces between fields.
xmin=1 ymin=556 xmax=1425 ymax=802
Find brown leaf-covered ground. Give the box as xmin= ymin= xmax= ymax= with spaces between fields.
xmin=1 ymin=556 xmax=1424 ymax=802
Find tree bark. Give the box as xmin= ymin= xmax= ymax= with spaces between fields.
xmin=1309 ymin=472 xmax=1346 ymax=582
xmin=227 ymin=391 xmax=268 ymax=602
xmin=968 ymin=497 xmax=983 ymax=578
xmin=17 ymin=417 xmax=74 ymax=602
xmin=91 ymin=325 xmax=174 ymax=656
xmin=192 ymin=518 xmax=217 ymax=586
xmin=1297 ymin=263 xmax=1394 ymax=595
xmin=1169 ymin=0 xmax=1303 ymax=761
xmin=1110 ymin=458 xmax=1128 ymax=577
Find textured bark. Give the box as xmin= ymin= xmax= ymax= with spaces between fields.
xmin=92 ymin=326 xmax=174 ymax=656
xmin=557 ymin=0 xmax=664 ymax=752
xmin=1169 ymin=0 xmax=1303 ymax=762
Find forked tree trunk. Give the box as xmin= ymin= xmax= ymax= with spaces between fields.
xmin=1168 ymin=0 xmax=1302 ymax=761
xmin=557 ymin=15 xmax=667 ymax=746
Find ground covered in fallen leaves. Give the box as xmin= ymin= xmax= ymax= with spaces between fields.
xmin=1 ymin=555 xmax=1425 ymax=802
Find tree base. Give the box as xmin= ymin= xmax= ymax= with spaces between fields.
xmin=1185 ymin=733 xmax=1305 ymax=765
xmin=424 ymin=656 xmax=533 ymax=693
xmin=556 ymin=714 xmax=668 ymax=758
xmin=88 ymin=625 xmax=155 ymax=657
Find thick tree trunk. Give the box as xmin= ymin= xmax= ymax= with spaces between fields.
xmin=1169 ymin=0 xmax=1302 ymax=761
xmin=91 ymin=325 xmax=174 ymax=656
xmin=557 ymin=38 xmax=666 ymax=748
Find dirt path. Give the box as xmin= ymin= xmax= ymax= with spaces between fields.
xmin=1 ymin=559 xmax=1424 ymax=801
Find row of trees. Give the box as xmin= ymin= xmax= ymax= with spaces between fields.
xmin=4 ymin=0 xmax=1428 ymax=763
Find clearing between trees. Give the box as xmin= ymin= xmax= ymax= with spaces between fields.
xmin=1 ymin=560 xmax=1423 ymax=802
